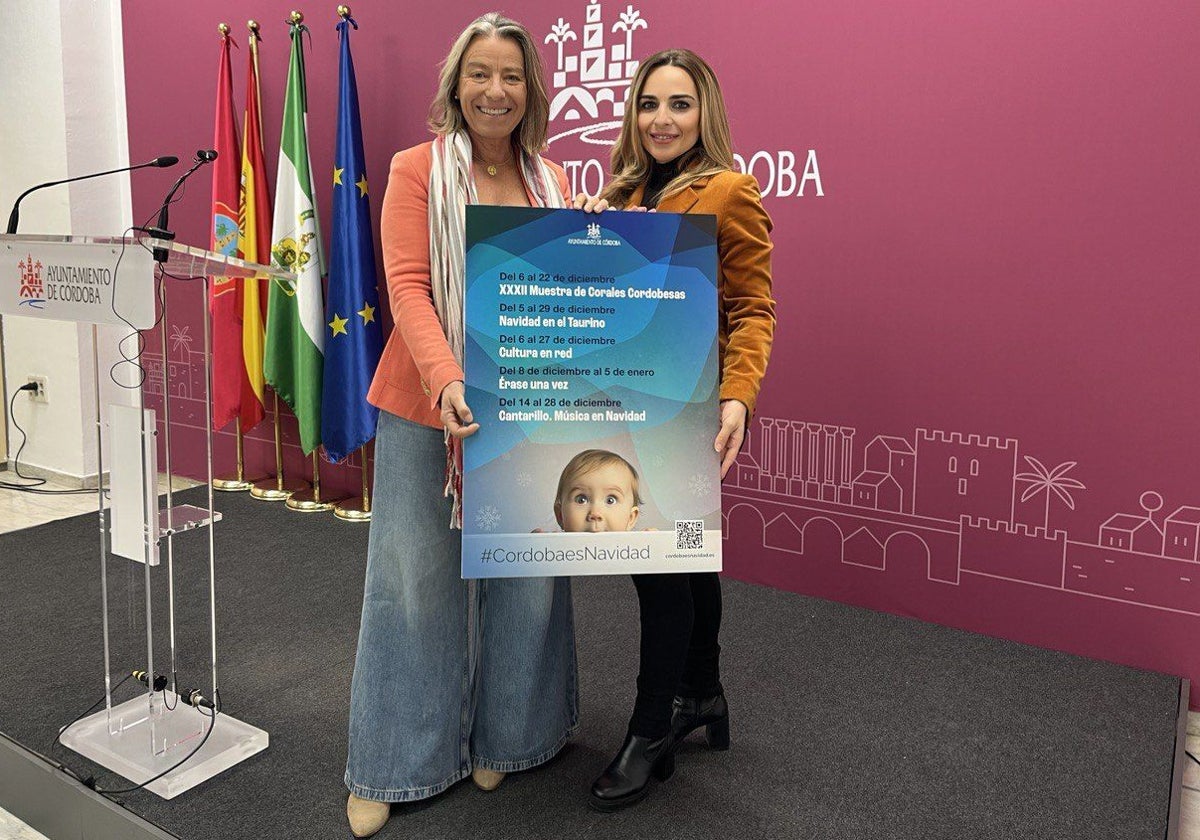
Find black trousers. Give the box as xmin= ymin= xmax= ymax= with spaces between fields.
xmin=628 ymin=571 xmax=724 ymax=738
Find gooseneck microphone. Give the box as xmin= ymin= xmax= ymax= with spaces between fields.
xmin=5 ymin=156 xmax=179 ymax=235
xmin=147 ymin=150 xmax=217 ymax=262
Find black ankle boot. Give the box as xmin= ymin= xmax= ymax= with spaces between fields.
xmin=589 ymin=732 xmax=676 ymax=811
xmin=669 ymin=692 xmax=729 ymax=750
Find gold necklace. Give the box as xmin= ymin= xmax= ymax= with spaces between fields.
xmin=473 ymin=155 xmax=514 ymax=177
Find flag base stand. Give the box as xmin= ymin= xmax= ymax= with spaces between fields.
xmin=213 ymin=420 xmax=262 ymax=492
xmin=334 ymin=497 xmax=371 ymax=522
xmin=285 ymin=489 xmax=341 ymax=512
xmin=213 ymin=476 xmax=257 ymax=492
xmin=250 ymin=477 xmax=308 ymax=501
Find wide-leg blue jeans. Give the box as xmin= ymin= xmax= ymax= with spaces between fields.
xmin=345 ymin=412 xmax=578 ymax=802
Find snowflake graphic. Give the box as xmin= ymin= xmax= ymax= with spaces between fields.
xmin=517 ymin=472 xmax=532 ymax=487
xmin=476 ymin=505 xmax=502 ymax=531
xmin=689 ymin=472 xmax=711 ymax=498
xmin=652 ymin=453 xmax=666 ymax=468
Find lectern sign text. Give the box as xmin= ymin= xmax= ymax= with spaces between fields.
xmin=0 ymin=235 xmax=156 ymax=328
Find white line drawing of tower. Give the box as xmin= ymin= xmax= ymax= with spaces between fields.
xmin=546 ymin=0 xmax=648 ymax=130
xmin=913 ymin=429 xmax=1017 ymax=523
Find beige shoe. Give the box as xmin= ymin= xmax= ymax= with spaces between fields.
xmin=347 ymin=794 xmax=390 ymax=838
xmin=471 ymin=766 xmax=506 ymax=791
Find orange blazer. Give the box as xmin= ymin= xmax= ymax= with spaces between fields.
xmin=368 ymin=141 xmax=571 ymax=428
xmin=626 ymin=171 xmax=775 ymax=415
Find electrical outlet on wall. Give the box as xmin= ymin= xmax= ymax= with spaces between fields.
xmin=26 ymin=376 xmax=48 ymax=403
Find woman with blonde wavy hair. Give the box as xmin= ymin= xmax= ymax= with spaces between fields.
xmin=577 ymin=48 xmax=776 ymax=811
xmin=344 ymin=12 xmax=575 ymax=837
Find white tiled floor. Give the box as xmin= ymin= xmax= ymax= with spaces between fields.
xmin=1 ymin=480 xmax=1198 ymax=839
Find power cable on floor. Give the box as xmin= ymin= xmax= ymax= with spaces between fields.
xmin=1 ymin=385 xmax=110 ymax=495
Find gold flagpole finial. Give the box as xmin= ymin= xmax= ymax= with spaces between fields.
xmin=248 ymin=19 xmax=260 ymax=33
xmin=289 ymin=10 xmax=304 ymax=24
xmin=337 ymin=5 xmax=352 ymax=18
xmin=218 ymin=22 xmax=231 ymax=37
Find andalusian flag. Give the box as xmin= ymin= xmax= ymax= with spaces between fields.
xmin=234 ymin=24 xmax=270 ymax=432
xmin=209 ymin=31 xmax=246 ymax=430
xmin=321 ymin=15 xmax=382 ymax=462
xmin=265 ymin=20 xmax=325 ymax=454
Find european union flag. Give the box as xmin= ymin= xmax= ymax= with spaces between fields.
xmin=322 ymin=15 xmax=383 ymax=462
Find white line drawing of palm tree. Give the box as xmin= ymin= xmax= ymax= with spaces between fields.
xmin=544 ymin=18 xmax=576 ymax=71
xmin=169 ymin=324 xmax=192 ymax=357
xmin=611 ymin=6 xmax=647 ymax=60
xmin=1015 ymin=456 xmax=1085 ymax=532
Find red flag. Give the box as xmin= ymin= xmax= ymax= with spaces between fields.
xmin=210 ymin=31 xmax=246 ymax=430
xmin=236 ymin=26 xmax=271 ymax=430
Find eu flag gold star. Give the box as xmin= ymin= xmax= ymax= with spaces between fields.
xmin=357 ymin=303 xmax=376 ymax=325
xmin=356 ymin=175 xmax=368 ymax=197
xmin=333 ymin=166 xmax=344 ymax=185
xmin=329 ymin=313 xmax=349 ymax=336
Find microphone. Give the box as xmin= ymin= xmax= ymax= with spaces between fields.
xmin=132 ymin=669 xmax=168 ymax=692
xmin=148 ymin=150 xmax=218 ymax=261
xmin=132 ymin=669 xmax=216 ymax=710
xmin=182 ymin=688 xmax=217 ymax=711
xmin=5 ymin=155 xmax=180 ymax=235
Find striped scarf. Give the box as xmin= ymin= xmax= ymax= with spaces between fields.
xmin=428 ymin=131 xmax=566 ymax=527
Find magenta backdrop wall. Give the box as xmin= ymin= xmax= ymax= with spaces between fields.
xmin=121 ymin=0 xmax=1200 ymax=704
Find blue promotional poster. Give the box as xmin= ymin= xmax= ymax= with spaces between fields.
xmin=461 ymin=206 xmax=722 ymax=578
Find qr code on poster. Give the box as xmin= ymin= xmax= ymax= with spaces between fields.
xmin=675 ymin=520 xmax=704 ymax=550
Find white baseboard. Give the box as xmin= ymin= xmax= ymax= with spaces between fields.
xmin=1 ymin=461 xmax=105 ymax=489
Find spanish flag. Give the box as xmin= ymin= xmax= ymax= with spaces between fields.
xmin=235 ymin=23 xmax=270 ymax=431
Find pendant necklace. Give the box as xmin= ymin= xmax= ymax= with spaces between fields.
xmin=474 ymin=155 xmax=513 ymax=177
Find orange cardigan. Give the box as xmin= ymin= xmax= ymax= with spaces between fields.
xmin=367 ymin=141 xmax=571 ymax=428
xmin=627 ymin=171 xmax=775 ymax=415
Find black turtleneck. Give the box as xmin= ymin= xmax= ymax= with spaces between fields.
xmin=642 ymin=156 xmax=684 ymax=210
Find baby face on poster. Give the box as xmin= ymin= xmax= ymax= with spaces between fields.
xmin=554 ymin=449 xmax=642 ymax=533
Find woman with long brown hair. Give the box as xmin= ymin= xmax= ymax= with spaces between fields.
xmin=577 ymin=48 xmax=775 ymax=811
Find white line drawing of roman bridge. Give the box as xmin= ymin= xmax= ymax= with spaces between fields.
xmin=721 ymin=421 xmax=1026 ymax=585
xmin=722 ymin=417 xmax=1200 ymax=618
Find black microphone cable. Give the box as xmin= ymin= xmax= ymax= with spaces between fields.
xmin=51 ymin=670 xmax=222 ymax=800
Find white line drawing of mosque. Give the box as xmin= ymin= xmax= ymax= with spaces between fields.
xmin=724 ymin=417 xmax=1200 ymax=618
xmin=544 ymin=0 xmax=648 ymax=146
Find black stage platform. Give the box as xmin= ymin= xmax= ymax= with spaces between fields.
xmin=0 ymin=488 xmax=1188 ymax=839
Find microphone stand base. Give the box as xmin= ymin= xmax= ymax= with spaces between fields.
xmin=59 ymin=691 xmax=269 ymax=800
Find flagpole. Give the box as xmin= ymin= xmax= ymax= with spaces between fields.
xmin=213 ymin=417 xmax=261 ymax=491
xmin=250 ymin=393 xmax=308 ymax=501
xmin=286 ymin=450 xmax=340 ymax=512
xmin=327 ymin=5 xmax=381 ymax=522
xmin=334 ymin=445 xmax=372 ymax=521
